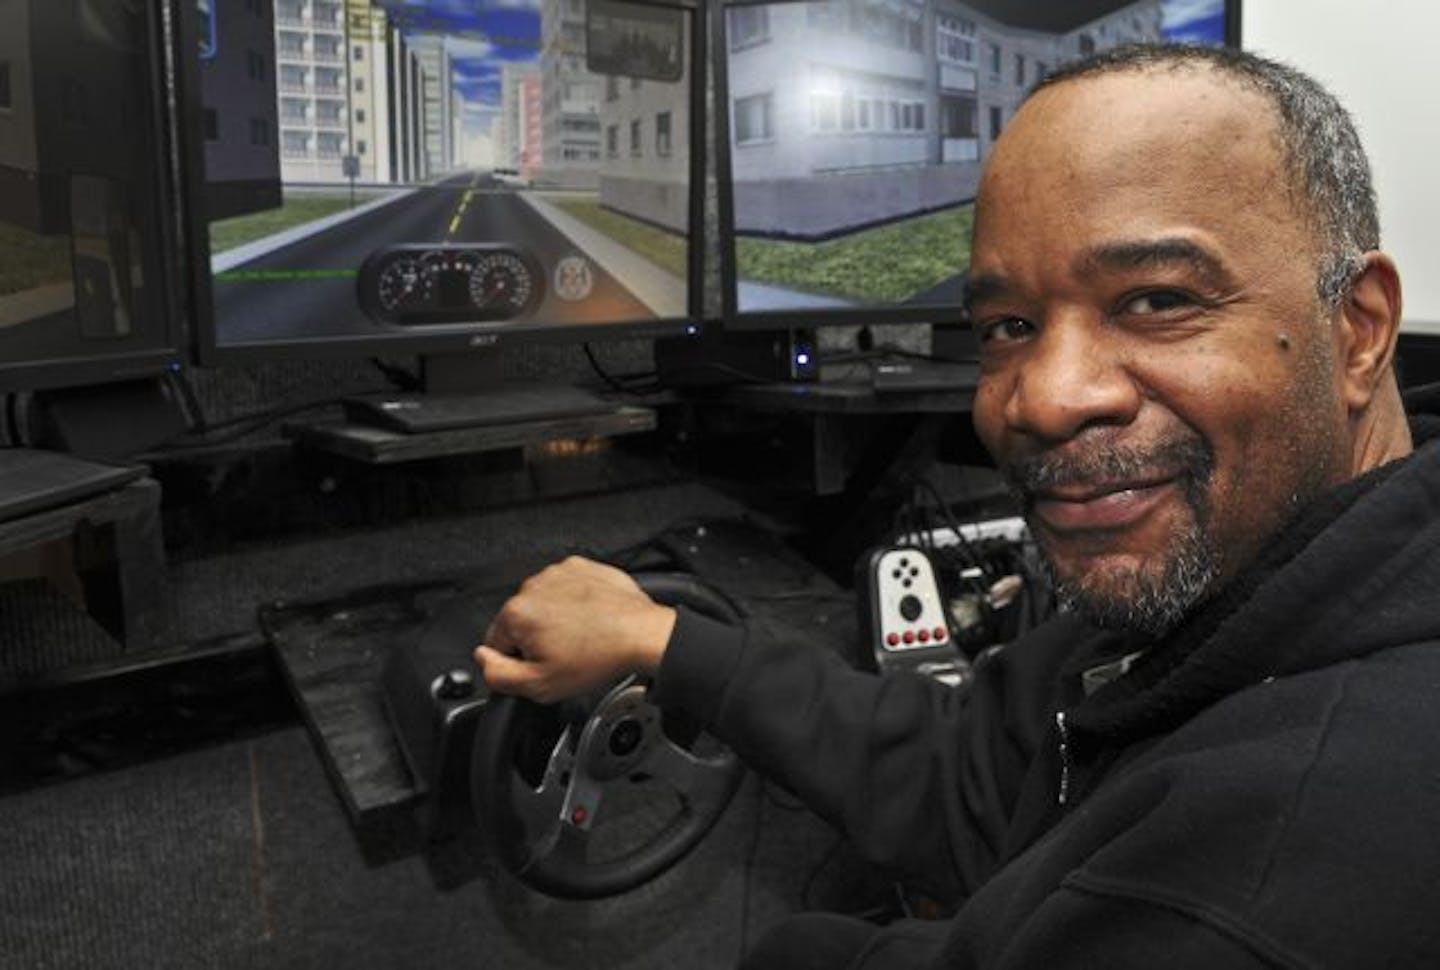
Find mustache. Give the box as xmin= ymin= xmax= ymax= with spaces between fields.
xmin=1003 ymin=435 xmax=1215 ymax=498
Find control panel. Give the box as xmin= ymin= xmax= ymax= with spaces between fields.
xmin=856 ymin=546 xmax=969 ymax=687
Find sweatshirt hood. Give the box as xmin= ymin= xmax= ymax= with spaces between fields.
xmin=1065 ymin=412 xmax=1440 ymax=746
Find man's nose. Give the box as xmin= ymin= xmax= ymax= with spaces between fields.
xmin=1003 ymin=319 xmax=1142 ymax=442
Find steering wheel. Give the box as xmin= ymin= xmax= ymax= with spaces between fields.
xmin=470 ymin=573 xmax=746 ymax=899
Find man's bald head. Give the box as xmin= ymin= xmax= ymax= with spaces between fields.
xmin=1027 ymin=43 xmax=1378 ymax=312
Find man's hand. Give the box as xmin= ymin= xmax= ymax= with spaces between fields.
xmin=474 ymin=556 xmax=677 ymax=704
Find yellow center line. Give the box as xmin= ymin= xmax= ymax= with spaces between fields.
xmin=445 ymin=183 xmax=480 ymax=241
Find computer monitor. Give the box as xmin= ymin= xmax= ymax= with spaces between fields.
xmin=173 ymin=0 xmax=705 ymax=377
xmin=714 ymin=0 xmax=1240 ymax=331
xmin=0 ymin=0 xmax=186 ymax=393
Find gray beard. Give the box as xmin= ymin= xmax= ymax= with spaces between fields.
xmin=1040 ymin=520 xmax=1220 ymax=637
xmin=1008 ymin=435 xmax=1220 ymax=638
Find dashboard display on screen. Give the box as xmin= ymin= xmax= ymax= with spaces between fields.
xmin=0 ymin=0 xmax=181 ymax=390
xmin=717 ymin=0 xmax=1232 ymax=325
xmin=186 ymin=0 xmax=700 ymax=361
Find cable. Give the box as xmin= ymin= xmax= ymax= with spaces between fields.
xmin=582 ymin=343 xmax=663 ymax=395
xmin=913 ymin=477 xmax=992 ymax=582
xmin=369 ymin=357 xmax=423 ymax=393
xmin=165 ymin=368 xmax=208 ymax=433
xmin=157 ymin=387 xmax=387 ymax=451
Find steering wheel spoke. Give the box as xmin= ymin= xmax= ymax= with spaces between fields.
xmin=507 ymin=725 xmax=579 ymax=845
xmin=640 ymin=733 xmax=738 ymax=800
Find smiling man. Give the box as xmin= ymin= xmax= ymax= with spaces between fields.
xmin=965 ymin=46 xmax=1412 ymax=637
xmin=476 ymin=44 xmax=1440 ymax=969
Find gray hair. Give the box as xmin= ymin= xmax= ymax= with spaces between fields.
xmin=1033 ymin=43 xmax=1378 ymax=310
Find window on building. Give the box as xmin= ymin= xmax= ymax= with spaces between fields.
xmin=607 ymin=124 xmax=618 ymax=157
xmin=734 ymin=92 xmax=773 ymax=144
xmin=811 ymin=90 xmax=837 ymax=131
xmin=357 ymin=140 xmax=367 ymax=154
xmin=989 ymin=43 xmax=1001 ymax=76
xmin=355 ymin=77 xmax=365 ymax=92
xmin=989 ymin=105 xmax=1002 ymax=140
xmin=246 ymin=49 xmax=265 ymax=82
xmin=249 ymin=117 xmax=270 ymax=146
xmin=806 ymin=3 xmax=837 ymax=29
xmin=1014 ymin=53 xmax=1024 ymax=86
xmin=203 ymin=108 xmax=218 ymax=141
xmin=728 ymin=6 xmax=769 ymax=48
xmin=656 ymin=111 xmax=672 ymax=155
xmin=941 ymin=96 xmax=977 ymax=138
xmin=282 ymin=131 xmax=310 ymax=156
xmin=278 ymin=31 xmax=306 ymax=57
xmin=630 ymin=118 xmax=642 ymax=156
xmin=356 ymin=108 xmax=366 ymax=123
xmin=937 ymin=15 xmax=976 ymax=63
xmin=1036 ymin=61 xmax=1048 ymax=81
xmin=354 ymin=45 xmax=364 ymax=61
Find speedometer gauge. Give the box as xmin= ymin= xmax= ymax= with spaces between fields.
xmin=468 ymin=251 xmax=537 ymax=319
xmin=376 ymin=257 xmax=430 ymax=313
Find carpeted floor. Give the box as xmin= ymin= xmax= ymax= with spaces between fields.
xmin=0 ymin=724 xmax=886 ymax=970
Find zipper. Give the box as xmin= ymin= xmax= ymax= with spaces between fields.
xmin=1055 ymin=710 xmax=1072 ymax=807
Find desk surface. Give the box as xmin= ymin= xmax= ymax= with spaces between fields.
xmin=724 ymin=361 xmax=978 ymax=415
xmin=283 ymin=404 xmax=657 ymax=464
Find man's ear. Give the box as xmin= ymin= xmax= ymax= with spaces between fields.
xmin=1336 ymin=251 xmax=1404 ymax=412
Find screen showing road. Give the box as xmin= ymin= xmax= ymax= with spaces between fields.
xmin=720 ymin=0 xmax=1229 ymax=320
xmin=197 ymin=0 xmax=696 ymax=353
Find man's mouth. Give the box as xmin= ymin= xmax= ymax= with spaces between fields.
xmin=1030 ymin=477 xmax=1180 ymax=532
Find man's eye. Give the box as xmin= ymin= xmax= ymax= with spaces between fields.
xmin=1119 ymin=290 xmax=1194 ymax=315
xmin=979 ymin=317 xmax=1035 ymax=344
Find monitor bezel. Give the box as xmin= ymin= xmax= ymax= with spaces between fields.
xmin=712 ymin=0 xmax=1243 ymax=333
xmin=172 ymin=0 xmax=708 ymax=367
xmin=0 ymin=0 xmax=189 ymax=393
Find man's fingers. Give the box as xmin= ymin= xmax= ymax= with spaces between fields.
xmin=475 ymin=645 xmax=544 ymax=698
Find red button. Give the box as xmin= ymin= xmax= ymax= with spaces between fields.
xmin=571 ymin=806 xmax=589 ymax=826
xmin=902 ymin=631 xmax=916 ymax=644
xmin=933 ymin=627 xmax=948 ymax=641
xmin=886 ymin=632 xmax=900 ymax=646
xmin=918 ymin=629 xmax=931 ymax=643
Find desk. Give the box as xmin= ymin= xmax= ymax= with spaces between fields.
xmin=0 ymin=478 xmax=164 ymax=654
xmin=726 ymin=362 xmax=978 ymax=417
xmin=283 ymin=404 xmax=657 ymax=465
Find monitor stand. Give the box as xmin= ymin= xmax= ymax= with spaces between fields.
xmin=341 ymin=350 xmax=615 ymax=435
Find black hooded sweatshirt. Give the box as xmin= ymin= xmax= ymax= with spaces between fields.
xmin=654 ymin=417 xmax=1440 ymax=969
